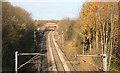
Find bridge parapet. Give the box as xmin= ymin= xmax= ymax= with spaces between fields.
xmin=44 ymin=23 xmax=58 ymax=31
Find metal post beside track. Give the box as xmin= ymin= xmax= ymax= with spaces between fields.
xmin=15 ymin=51 xmax=18 ymax=73
xmin=103 ymin=54 xmax=107 ymax=72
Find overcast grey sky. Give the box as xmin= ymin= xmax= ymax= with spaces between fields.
xmin=9 ymin=0 xmax=85 ymax=20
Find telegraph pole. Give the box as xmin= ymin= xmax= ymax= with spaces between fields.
xmin=61 ymin=31 xmax=64 ymax=48
xmin=34 ymin=31 xmax=36 ymax=42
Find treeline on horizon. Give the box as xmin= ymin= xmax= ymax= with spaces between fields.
xmin=2 ymin=2 xmax=37 ymax=71
xmin=58 ymin=2 xmax=120 ymax=71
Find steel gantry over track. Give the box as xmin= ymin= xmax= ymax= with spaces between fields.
xmin=15 ymin=51 xmax=45 ymax=73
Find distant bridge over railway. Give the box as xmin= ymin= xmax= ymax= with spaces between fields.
xmin=44 ymin=23 xmax=58 ymax=31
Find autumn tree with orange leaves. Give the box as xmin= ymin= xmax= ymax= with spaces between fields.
xmin=77 ymin=2 xmax=119 ymax=71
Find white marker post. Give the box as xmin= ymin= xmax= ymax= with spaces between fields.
xmin=103 ymin=54 xmax=107 ymax=72
xmin=15 ymin=51 xmax=18 ymax=73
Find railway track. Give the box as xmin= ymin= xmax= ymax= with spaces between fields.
xmin=47 ymin=31 xmax=79 ymax=73
xmin=57 ymin=44 xmax=77 ymax=72
xmin=49 ymin=31 xmax=66 ymax=73
xmin=52 ymin=32 xmax=77 ymax=73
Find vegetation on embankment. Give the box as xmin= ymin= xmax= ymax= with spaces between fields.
xmin=57 ymin=2 xmax=120 ymax=71
xmin=2 ymin=2 xmax=37 ymax=71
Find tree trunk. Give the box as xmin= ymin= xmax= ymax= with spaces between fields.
xmin=101 ymin=21 xmax=106 ymax=54
xmin=100 ymin=27 xmax=103 ymax=54
xmin=96 ymin=32 xmax=99 ymax=49
xmin=83 ymin=44 xmax=84 ymax=54
xmin=89 ymin=38 xmax=91 ymax=54
xmin=108 ymin=13 xmax=113 ymax=70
